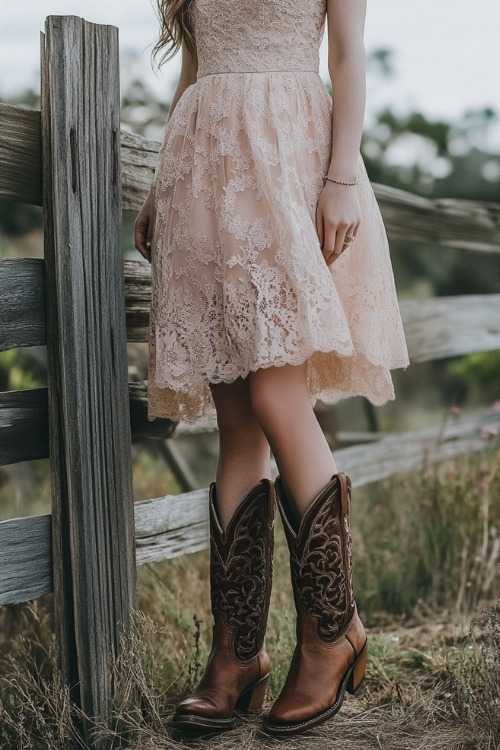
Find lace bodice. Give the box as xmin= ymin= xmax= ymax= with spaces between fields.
xmin=192 ymin=0 xmax=327 ymax=78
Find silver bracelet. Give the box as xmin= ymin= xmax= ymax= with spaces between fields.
xmin=325 ymin=176 xmax=358 ymax=186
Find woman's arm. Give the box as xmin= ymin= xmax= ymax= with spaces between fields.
xmin=316 ymin=0 xmax=367 ymax=266
xmin=326 ymin=0 xmax=367 ymax=181
xmin=135 ymin=42 xmax=198 ymax=262
xmin=168 ymin=41 xmax=199 ymax=120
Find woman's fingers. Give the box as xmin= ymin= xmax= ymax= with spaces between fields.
xmin=323 ymin=222 xmax=358 ymax=266
xmin=316 ymin=209 xmax=324 ymax=250
xmin=135 ymin=216 xmax=152 ymax=263
xmin=334 ymin=221 xmax=349 ymax=258
xmin=316 ymin=181 xmax=362 ymax=265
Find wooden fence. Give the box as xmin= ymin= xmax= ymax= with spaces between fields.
xmin=1 ymin=14 xmax=500 ymax=746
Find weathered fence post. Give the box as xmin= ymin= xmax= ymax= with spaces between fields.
xmin=41 ymin=15 xmax=137 ymax=741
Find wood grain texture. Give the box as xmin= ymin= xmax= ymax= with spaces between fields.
xmin=0 ymin=382 xmax=175 ymax=466
xmin=0 ymin=388 xmax=49 ymax=464
xmin=0 ymin=258 xmax=153 ymax=350
xmin=2 ymin=408 xmax=498 ymax=606
xmin=120 ymin=130 xmax=159 ymax=212
xmin=0 ymin=258 xmax=154 ymax=350
xmin=0 ymin=514 xmax=52 ymax=606
xmin=4 ymin=266 xmax=499 ymax=363
xmin=0 ymin=103 xmax=42 ymax=206
xmin=374 ymin=184 xmax=500 ymax=254
xmin=135 ymin=489 xmax=209 ymax=563
xmin=41 ymin=16 xmax=137 ymax=729
xmin=400 ymin=294 xmax=500 ymax=363
xmin=337 ymin=409 xmax=500 ymax=488
xmin=123 ymin=260 xmax=152 ymax=341
xmin=0 ymin=259 xmax=46 ymax=352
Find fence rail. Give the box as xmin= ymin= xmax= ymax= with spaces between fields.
xmin=2 ymin=406 xmax=499 ymax=607
xmin=2 ymin=256 xmax=500 ymax=356
xmin=1 ymin=287 xmax=500 ymax=466
xmin=1 ymin=101 xmax=500 ymax=253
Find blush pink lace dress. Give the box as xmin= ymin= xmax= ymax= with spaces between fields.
xmin=148 ymin=0 xmax=409 ymax=423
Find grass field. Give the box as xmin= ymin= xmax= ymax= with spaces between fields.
xmin=0 ymin=447 xmax=499 ymax=748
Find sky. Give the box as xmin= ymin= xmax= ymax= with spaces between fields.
xmin=1 ymin=0 xmax=499 ymax=145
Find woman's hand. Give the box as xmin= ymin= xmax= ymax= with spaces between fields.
xmin=135 ymin=189 xmax=155 ymax=263
xmin=316 ymin=181 xmax=361 ymax=266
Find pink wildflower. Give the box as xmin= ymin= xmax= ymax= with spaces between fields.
xmin=482 ymin=426 xmax=499 ymax=439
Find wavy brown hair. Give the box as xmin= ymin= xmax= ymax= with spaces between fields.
xmin=153 ymin=0 xmax=196 ymax=65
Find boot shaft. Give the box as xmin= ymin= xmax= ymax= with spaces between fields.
xmin=209 ymin=480 xmax=275 ymax=661
xmin=276 ymin=473 xmax=355 ymax=643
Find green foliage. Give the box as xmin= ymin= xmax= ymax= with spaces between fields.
xmin=0 ymin=88 xmax=43 ymax=240
xmin=367 ymin=47 xmax=395 ymax=78
xmin=448 ymin=351 xmax=500 ymax=401
xmin=0 ymin=201 xmax=42 ymax=239
xmin=0 ymin=350 xmax=44 ymax=391
xmin=362 ymin=105 xmax=500 ymax=202
xmin=376 ymin=108 xmax=452 ymax=156
xmin=0 ymin=459 xmax=52 ymax=523
xmin=0 ymin=88 xmax=40 ymax=109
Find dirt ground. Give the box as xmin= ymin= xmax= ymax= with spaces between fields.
xmin=0 ymin=604 xmax=494 ymax=750
xmin=142 ymin=615 xmax=485 ymax=750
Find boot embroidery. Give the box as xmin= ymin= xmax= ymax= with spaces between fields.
xmin=211 ymin=494 xmax=273 ymax=661
xmin=285 ymin=486 xmax=353 ymax=643
xmin=344 ymin=516 xmax=355 ymax=608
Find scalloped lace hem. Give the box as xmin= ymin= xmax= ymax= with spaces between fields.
xmin=147 ymin=347 xmax=409 ymax=424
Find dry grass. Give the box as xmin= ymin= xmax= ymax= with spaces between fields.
xmin=1 ymin=448 xmax=499 ymax=749
xmin=2 ymin=603 xmax=499 ymax=749
xmin=352 ymin=443 xmax=500 ymax=620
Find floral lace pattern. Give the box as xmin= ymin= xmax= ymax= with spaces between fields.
xmin=148 ymin=0 xmax=409 ymax=423
xmin=192 ymin=0 xmax=326 ymax=78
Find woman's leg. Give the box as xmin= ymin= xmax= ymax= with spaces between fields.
xmin=248 ymin=363 xmax=337 ymax=518
xmin=210 ymin=377 xmax=272 ymax=529
xmin=248 ymin=363 xmax=367 ymax=738
xmin=173 ymin=377 xmax=275 ymax=732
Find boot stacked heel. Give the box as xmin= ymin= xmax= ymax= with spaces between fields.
xmin=235 ymin=673 xmax=269 ymax=713
xmin=346 ymin=640 xmax=368 ymax=695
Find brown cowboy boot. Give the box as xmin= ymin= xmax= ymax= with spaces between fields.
xmin=172 ymin=479 xmax=275 ymax=732
xmin=263 ymin=473 xmax=367 ymax=738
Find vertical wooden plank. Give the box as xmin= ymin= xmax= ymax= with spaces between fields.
xmin=41 ymin=15 xmax=137 ymax=739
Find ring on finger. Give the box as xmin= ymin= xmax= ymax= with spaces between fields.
xmin=344 ymin=234 xmax=355 ymax=243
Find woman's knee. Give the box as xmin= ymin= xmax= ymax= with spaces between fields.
xmin=210 ymin=379 xmax=261 ymax=440
xmin=248 ymin=379 xmax=279 ymax=426
xmin=248 ymin=365 xmax=309 ymax=432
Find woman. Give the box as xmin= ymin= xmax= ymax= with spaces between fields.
xmin=135 ymin=0 xmax=409 ymax=737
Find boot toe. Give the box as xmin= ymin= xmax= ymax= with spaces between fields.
xmin=267 ymin=691 xmax=320 ymax=724
xmin=174 ymin=694 xmax=230 ymax=720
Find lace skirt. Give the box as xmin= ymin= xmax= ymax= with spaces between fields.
xmin=148 ymin=71 xmax=409 ymax=423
